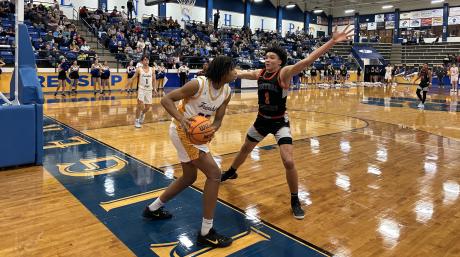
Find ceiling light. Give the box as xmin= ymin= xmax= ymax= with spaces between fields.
xmin=313 ymin=9 xmax=323 ymax=13
xmin=286 ymin=4 xmax=296 ymax=8
xmin=345 ymin=9 xmax=355 ymax=14
xmin=253 ymin=0 xmax=263 ymax=2
xmin=382 ymin=5 xmax=394 ymax=9
xmin=431 ymin=0 xmax=444 ymax=3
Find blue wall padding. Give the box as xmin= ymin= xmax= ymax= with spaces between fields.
xmin=10 ymin=67 xmax=44 ymax=105
xmin=0 ymin=105 xmax=37 ymax=168
xmin=35 ymin=104 xmax=43 ymax=165
xmin=9 ymin=24 xmax=44 ymax=105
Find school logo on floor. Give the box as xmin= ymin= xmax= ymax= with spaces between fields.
xmin=43 ymin=118 xmax=331 ymax=257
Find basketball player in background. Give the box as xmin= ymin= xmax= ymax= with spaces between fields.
xmin=339 ymin=64 xmax=348 ymax=85
xmin=450 ymin=63 xmax=459 ymax=93
xmin=414 ymin=63 xmax=432 ymax=109
xmin=125 ymin=60 xmax=136 ymax=94
xmin=220 ymin=26 xmax=354 ymax=219
xmin=310 ymin=65 xmax=318 ymax=86
xmin=384 ymin=64 xmax=393 ymax=86
xmin=142 ymin=56 xmax=236 ymax=248
xmin=134 ymin=55 xmax=157 ymax=128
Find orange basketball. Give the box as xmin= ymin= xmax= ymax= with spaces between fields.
xmin=188 ymin=116 xmax=215 ymax=145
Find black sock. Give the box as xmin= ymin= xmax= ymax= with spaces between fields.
xmin=227 ymin=166 xmax=237 ymax=174
xmin=291 ymin=193 xmax=299 ymax=204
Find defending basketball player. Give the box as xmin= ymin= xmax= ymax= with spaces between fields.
xmin=384 ymin=64 xmax=393 ymax=86
xmin=134 ymin=55 xmax=157 ymax=128
xmin=143 ymin=56 xmax=236 ymax=248
xmin=220 ymin=25 xmax=354 ymax=219
xmin=414 ymin=63 xmax=432 ymax=109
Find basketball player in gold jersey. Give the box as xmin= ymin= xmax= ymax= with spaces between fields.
xmin=143 ymin=56 xmax=236 ymax=248
xmin=221 ymin=26 xmax=354 ymax=219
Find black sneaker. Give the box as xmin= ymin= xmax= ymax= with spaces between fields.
xmin=291 ymin=200 xmax=305 ymax=220
xmin=197 ymin=228 xmax=233 ymax=248
xmin=142 ymin=206 xmax=172 ymax=220
xmin=220 ymin=170 xmax=238 ymax=182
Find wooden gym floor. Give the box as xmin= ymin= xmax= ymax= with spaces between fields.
xmin=1 ymin=84 xmax=459 ymax=257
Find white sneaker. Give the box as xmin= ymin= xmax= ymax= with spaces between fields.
xmin=134 ymin=119 xmax=142 ymax=128
xmin=140 ymin=113 xmax=145 ymax=124
xmin=417 ymin=103 xmax=424 ymax=109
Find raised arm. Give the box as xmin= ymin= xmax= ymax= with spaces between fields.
xmin=280 ymin=26 xmax=354 ymax=83
xmin=236 ymin=69 xmax=261 ymax=80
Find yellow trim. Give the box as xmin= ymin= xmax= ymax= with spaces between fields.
xmin=188 ymin=185 xmax=331 ymax=257
xmin=150 ymin=242 xmax=178 ymax=247
xmin=251 ymin=227 xmax=271 ymax=239
xmin=150 ymin=242 xmax=179 ymax=257
xmin=190 ymin=77 xmax=205 ymax=99
xmin=58 ymin=155 xmax=127 ymax=178
xmin=208 ymin=79 xmax=224 ymax=101
xmin=177 ymin=125 xmax=200 ymax=161
xmin=44 ymin=136 xmax=90 ymax=149
xmin=99 ymin=187 xmax=166 ymax=212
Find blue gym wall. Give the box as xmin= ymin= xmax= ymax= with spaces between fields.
xmin=194 ymin=0 xmax=206 ymax=7
xmin=213 ymin=0 xmax=244 ymax=13
xmin=252 ymin=0 xmax=277 ymax=18
xmin=283 ymin=5 xmax=303 ymax=22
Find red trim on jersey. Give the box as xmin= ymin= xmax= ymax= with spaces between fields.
xmin=261 ymin=68 xmax=280 ymax=80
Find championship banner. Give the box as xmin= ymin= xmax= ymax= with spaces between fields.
xmin=368 ymin=22 xmax=377 ymax=30
xmin=448 ymin=16 xmax=460 ymax=25
xmin=410 ymin=19 xmax=421 ymax=28
xmin=421 ymin=18 xmax=432 ymax=27
xmin=400 ymin=12 xmax=411 ymax=20
xmin=385 ymin=13 xmax=395 ymax=21
xmin=385 ymin=21 xmax=395 ymax=29
xmin=432 ymin=17 xmax=443 ymax=26
xmin=450 ymin=7 xmax=460 ymax=17
xmin=400 ymin=19 xmax=410 ymax=28
xmin=375 ymin=14 xmax=384 ymax=23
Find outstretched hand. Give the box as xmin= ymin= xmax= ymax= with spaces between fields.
xmin=332 ymin=25 xmax=354 ymax=43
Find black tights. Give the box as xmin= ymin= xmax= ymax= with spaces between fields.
xmin=416 ymin=89 xmax=427 ymax=103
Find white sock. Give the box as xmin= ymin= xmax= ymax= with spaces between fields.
xmin=201 ymin=218 xmax=213 ymax=236
xmin=148 ymin=198 xmax=164 ymax=211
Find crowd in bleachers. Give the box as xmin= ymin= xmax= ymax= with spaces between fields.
xmin=0 ymin=0 xmax=98 ymax=68
xmin=0 ymin=0 xmax=354 ymax=72
xmin=79 ymin=5 xmax=352 ymax=71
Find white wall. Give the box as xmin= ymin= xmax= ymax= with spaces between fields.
xmin=61 ymin=0 xmax=158 ymax=21
xmin=309 ymin=24 xmax=328 ymax=36
xmin=282 ymin=20 xmax=303 ymax=36
xmin=166 ymin=3 xmax=205 ymax=26
xmin=447 ymin=37 xmax=460 ymax=42
xmin=136 ymin=2 xmax=158 ymax=20
xmin=250 ymin=15 xmax=276 ymax=32
xmin=67 ymin=0 xmax=98 ymax=10
xmin=337 ymin=25 xmax=354 ymax=32
xmin=58 ymin=0 xmax=98 ymax=20
xmin=108 ymin=0 xmax=128 ymax=12
xmin=213 ymin=9 xmax=244 ymax=28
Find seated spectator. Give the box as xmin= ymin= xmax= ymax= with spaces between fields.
xmin=81 ymin=42 xmax=90 ymax=52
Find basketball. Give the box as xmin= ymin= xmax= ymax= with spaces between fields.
xmin=188 ymin=116 xmax=215 ymax=145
